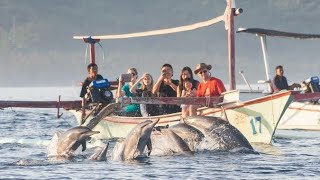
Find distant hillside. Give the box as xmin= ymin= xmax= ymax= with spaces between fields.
xmin=1 ymin=0 xmax=319 ymax=87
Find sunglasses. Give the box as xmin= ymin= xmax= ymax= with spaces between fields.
xmin=199 ymin=70 xmax=207 ymax=74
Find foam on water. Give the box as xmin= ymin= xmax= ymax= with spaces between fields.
xmin=0 ymin=137 xmax=51 ymax=146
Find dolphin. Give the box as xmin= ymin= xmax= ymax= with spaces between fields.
xmin=84 ymin=103 xmax=120 ymax=129
xmin=112 ymin=119 xmax=159 ymax=161
xmin=89 ymin=142 xmax=109 ymax=161
xmin=168 ymin=123 xmax=204 ymax=151
xmin=150 ymin=128 xmax=192 ymax=156
xmin=55 ymin=126 xmax=100 ymax=157
xmin=183 ymin=116 xmax=254 ymax=151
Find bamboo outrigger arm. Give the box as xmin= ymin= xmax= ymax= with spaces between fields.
xmin=0 ymin=100 xmax=82 ymax=109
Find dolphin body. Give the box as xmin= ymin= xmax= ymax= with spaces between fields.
xmin=55 ymin=126 xmax=100 ymax=157
xmin=168 ymin=123 xmax=204 ymax=151
xmin=150 ymin=128 xmax=193 ymax=156
xmin=112 ymin=119 xmax=159 ymax=161
xmin=89 ymin=143 xmax=109 ymax=161
xmin=183 ymin=116 xmax=254 ymax=151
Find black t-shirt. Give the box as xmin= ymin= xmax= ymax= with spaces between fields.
xmin=159 ymin=79 xmax=179 ymax=97
xmin=158 ymin=79 xmax=181 ymax=114
xmin=136 ymin=89 xmax=160 ymax=116
xmin=272 ymin=75 xmax=288 ymax=93
xmin=80 ymin=74 xmax=104 ymax=98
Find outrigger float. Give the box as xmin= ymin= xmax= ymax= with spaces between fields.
xmin=237 ymin=28 xmax=320 ymax=130
xmin=0 ymin=0 xmax=314 ymax=144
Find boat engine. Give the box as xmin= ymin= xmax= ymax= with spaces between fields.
xmin=301 ymin=76 xmax=320 ymax=93
xmin=87 ymin=79 xmax=114 ymax=105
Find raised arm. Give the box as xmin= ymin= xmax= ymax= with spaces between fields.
xmin=81 ymin=97 xmax=87 ymax=119
xmin=130 ymin=75 xmax=144 ymax=94
xmin=152 ymin=75 xmax=165 ymax=95
xmin=288 ymin=83 xmax=301 ymax=90
xmin=116 ymin=75 xmax=125 ymax=98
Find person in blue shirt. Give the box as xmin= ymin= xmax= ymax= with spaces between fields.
xmin=116 ymin=67 xmax=141 ymax=116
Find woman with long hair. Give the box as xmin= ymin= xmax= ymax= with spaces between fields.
xmin=131 ymin=73 xmax=159 ymax=117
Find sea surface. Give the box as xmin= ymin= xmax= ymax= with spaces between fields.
xmin=0 ymin=87 xmax=319 ymax=179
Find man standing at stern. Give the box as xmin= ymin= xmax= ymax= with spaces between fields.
xmin=80 ymin=63 xmax=103 ymax=119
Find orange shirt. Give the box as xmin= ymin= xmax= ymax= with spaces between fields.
xmin=196 ymin=77 xmax=226 ymax=97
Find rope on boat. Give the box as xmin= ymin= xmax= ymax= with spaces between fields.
xmin=73 ymin=15 xmax=224 ymax=40
xmin=84 ymin=43 xmax=89 ymax=64
xmin=97 ymin=42 xmax=106 ymax=63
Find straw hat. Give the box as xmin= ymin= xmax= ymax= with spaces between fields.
xmin=194 ymin=63 xmax=212 ymax=74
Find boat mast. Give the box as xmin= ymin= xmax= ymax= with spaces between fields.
xmin=226 ymin=0 xmax=235 ymax=90
xmin=83 ymin=37 xmax=100 ymax=64
xmin=226 ymin=0 xmax=242 ymax=90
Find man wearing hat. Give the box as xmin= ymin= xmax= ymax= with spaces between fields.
xmin=194 ymin=63 xmax=226 ymax=97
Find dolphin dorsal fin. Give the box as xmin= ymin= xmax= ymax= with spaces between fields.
xmin=54 ymin=131 xmax=63 ymax=139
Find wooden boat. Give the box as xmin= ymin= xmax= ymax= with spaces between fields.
xmin=237 ymin=28 xmax=320 ymax=130
xmin=278 ymin=101 xmax=320 ymax=130
xmin=69 ymin=90 xmax=293 ymax=144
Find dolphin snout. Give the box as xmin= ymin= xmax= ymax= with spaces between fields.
xmin=85 ymin=130 xmax=100 ymax=136
xmin=151 ymin=119 xmax=160 ymax=126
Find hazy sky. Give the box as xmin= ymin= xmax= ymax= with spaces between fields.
xmin=1 ymin=0 xmax=319 ymax=87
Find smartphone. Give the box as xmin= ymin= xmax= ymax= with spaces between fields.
xmin=121 ymin=73 xmax=132 ymax=82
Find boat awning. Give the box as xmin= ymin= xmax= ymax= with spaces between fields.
xmin=237 ymin=28 xmax=320 ymax=39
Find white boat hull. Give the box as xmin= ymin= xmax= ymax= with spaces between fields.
xmin=278 ymin=102 xmax=320 ymax=130
xmin=70 ymin=91 xmax=293 ymax=144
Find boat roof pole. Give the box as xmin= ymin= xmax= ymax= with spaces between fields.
xmin=259 ymin=35 xmax=272 ymax=93
xmin=90 ymin=42 xmax=96 ymax=64
xmin=227 ymin=0 xmax=236 ymax=90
